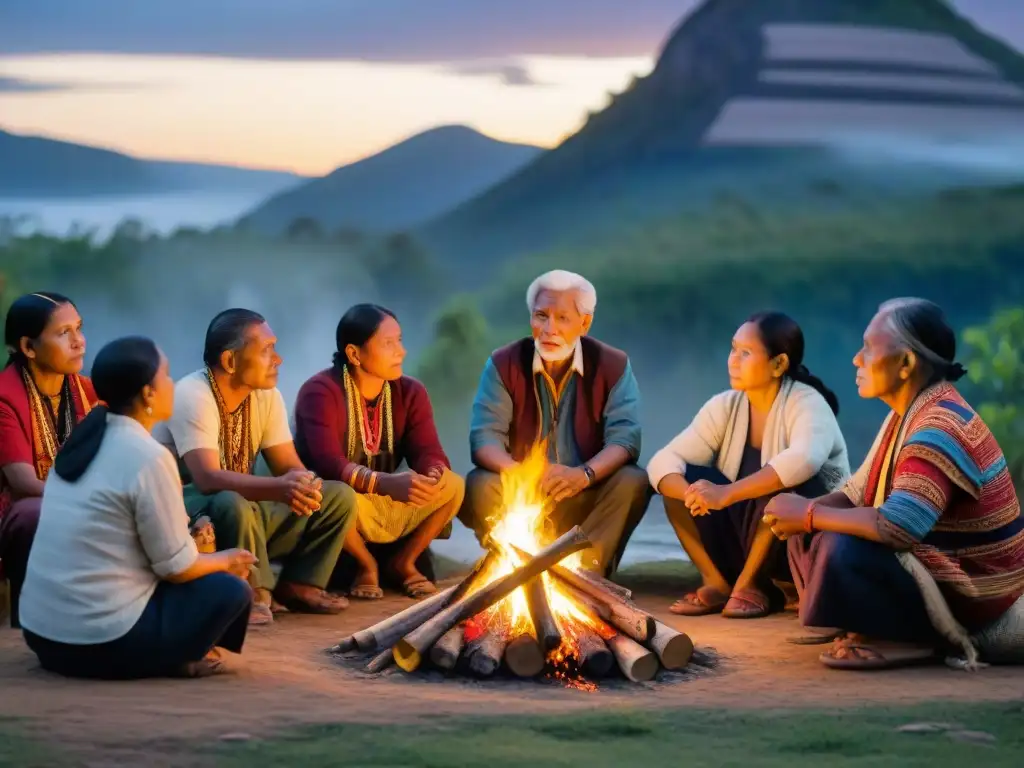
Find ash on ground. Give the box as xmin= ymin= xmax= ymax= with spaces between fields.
xmin=327 ymin=646 xmax=723 ymax=694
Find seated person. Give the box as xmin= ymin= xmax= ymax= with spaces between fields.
xmin=766 ymin=298 xmax=1024 ymax=669
xmin=647 ymin=312 xmax=849 ymax=618
xmin=153 ymin=308 xmax=357 ymax=625
xmin=459 ymin=270 xmax=650 ymax=576
xmin=20 ymin=336 xmax=255 ymax=679
xmin=0 ymin=292 xmax=97 ymax=628
xmin=294 ymin=304 xmax=464 ymax=599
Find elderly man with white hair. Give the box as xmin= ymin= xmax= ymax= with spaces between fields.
xmin=458 ymin=270 xmax=649 ymax=575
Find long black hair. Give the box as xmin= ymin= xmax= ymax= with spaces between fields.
xmin=747 ymin=311 xmax=840 ymax=415
xmin=4 ymin=291 xmax=74 ymax=367
xmin=53 ymin=336 xmax=162 ymax=483
xmin=203 ymin=308 xmax=265 ymax=370
xmin=877 ymin=298 xmax=967 ymax=385
xmin=332 ymin=304 xmax=397 ymax=369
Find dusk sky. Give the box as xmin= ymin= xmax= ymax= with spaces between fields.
xmin=1 ymin=1 xmax=1021 ymax=175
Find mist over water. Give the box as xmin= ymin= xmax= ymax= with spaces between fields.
xmin=0 ymin=191 xmax=272 ymax=239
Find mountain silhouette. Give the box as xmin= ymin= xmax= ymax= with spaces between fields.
xmin=0 ymin=127 xmax=302 ymax=197
xmin=421 ymin=0 xmax=1024 ymax=277
xmin=239 ymin=125 xmax=543 ymax=235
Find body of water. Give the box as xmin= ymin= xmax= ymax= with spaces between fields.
xmin=0 ymin=190 xmax=272 ymax=238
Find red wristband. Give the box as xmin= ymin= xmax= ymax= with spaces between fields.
xmin=804 ymin=500 xmax=817 ymax=533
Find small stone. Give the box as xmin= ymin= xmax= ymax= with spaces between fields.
xmin=947 ymin=730 xmax=997 ymax=745
xmin=219 ymin=733 xmax=255 ymax=742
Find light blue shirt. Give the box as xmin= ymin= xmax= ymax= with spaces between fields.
xmin=469 ymin=342 xmax=642 ymax=466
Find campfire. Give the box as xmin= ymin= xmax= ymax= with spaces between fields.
xmin=331 ymin=448 xmax=694 ymax=686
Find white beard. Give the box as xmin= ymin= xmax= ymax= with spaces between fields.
xmin=534 ymin=338 xmax=576 ymax=363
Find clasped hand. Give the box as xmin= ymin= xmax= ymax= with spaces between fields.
xmin=683 ymin=480 xmax=732 ymax=516
xmin=382 ymin=468 xmax=444 ymax=506
xmin=762 ymin=493 xmax=810 ymax=539
xmin=541 ymin=464 xmax=589 ymax=503
xmin=278 ymin=469 xmax=323 ymax=516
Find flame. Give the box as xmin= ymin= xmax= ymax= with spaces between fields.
xmin=465 ymin=443 xmax=606 ymax=687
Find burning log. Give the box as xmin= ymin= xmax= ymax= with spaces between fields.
xmin=393 ymin=526 xmax=590 ymax=672
xmin=649 ymin=620 xmax=694 ymax=670
xmin=607 ymin=634 xmax=658 ymax=682
xmin=461 ymin=630 xmax=507 ymax=678
xmin=556 ymin=580 xmax=654 ymax=645
xmin=429 ymin=624 xmax=465 ymax=671
xmin=348 ymin=584 xmax=459 ymax=652
xmin=524 ymin=576 xmax=561 ymax=652
xmin=570 ymin=568 xmax=633 ymax=602
xmin=512 ymin=546 xmax=654 ymax=643
xmin=365 ymin=647 xmax=394 ymax=674
xmin=576 ymin=630 xmax=615 ymax=678
xmin=504 ymin=633 xmax=546 ymax=678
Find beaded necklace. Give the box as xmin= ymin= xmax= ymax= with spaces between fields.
xmin=342 ymin=364 xmax=394 ymax=465
xmin=205 ymin=368 xmax=253 ymax=475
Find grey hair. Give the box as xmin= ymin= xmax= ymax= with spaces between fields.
xmin=875 ymin=297 xmax=967 ymax=382
xmin=526 ymin=270 xmax=597 ymax=316
xmin=203 ymin=308 xmax=266 ymax=369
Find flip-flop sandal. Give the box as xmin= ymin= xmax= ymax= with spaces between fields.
xmin=275 ymin=589 xmax=350 ymax=615
xmin=249 ymin=603 xmax=274 ymax=626
xmin=787 ymin=630 xmax=846 ymax=645
xmin=350 ymin=583 xmax=384 ymax=600
xmin=669 ymin=586 xmax=729 ymax=616
xmin=722 ymin=588 xmax=771 ymax=619
xmin=270 ymin=598 xmax=290 ymax=614
xmin=819 ymin=640 xmax=936 ymax=670
xmin=403 ymin=576 xmax=438 ymax=599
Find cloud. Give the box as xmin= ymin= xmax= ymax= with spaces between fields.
xmin=0 ymin=76 xmax=77 ymax=93
xmin=448 ymin=62 xmax=544 ymax=87
xmin=1 ymin=0 xmax=698 ymax=61
xmin=0 ymin=75 xmax=157 ymax=95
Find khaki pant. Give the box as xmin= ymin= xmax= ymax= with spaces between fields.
xmin=458 ymin=465 xmax=651 ymax=575
xmin=355 ymin=469 xmax=465 ymax=544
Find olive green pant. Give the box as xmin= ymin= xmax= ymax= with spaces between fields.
xmin=183 ymin=481 xmax=357 ymax=591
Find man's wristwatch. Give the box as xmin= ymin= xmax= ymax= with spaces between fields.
xmin=581 ymin=464 xmax=596 ymax=487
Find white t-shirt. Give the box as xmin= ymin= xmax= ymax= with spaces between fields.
xmin=20 ymin=414 xmax=200 ymax=644
xmin=152 ymin=369 xmax=293 ymax=465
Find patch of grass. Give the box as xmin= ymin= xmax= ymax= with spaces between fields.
xmin=0 ymin=719 xmax=63 ymax=768
xmin=615 ymin=559 xmax=700 ymax=597
xmin=212 ymin=702 xmax=1024 ymax=767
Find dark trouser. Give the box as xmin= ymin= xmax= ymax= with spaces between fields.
xmin=459 ymin=465 xmax=651 ymax=575
xmin=23 ymin=572 xmax=252 ymax=680
xmin=183 ymin=481 xmax=357 ymax=591
xmin=0 ymin=498 xmax=42 ymax=629
xmin=788 ymin=531 xmax=937 ymax=643
xmin=664 ymin=464 xmax=829 ymax=602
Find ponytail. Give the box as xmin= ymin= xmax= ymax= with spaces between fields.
xmin=789 ymin=364 xmax=840 ymax=415
xmin=53 ymin=406 xmax=110 ymax=482
xmin=746 ymin=311 xmax=840 ymax=416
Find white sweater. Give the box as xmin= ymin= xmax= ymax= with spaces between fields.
xmin=646 ymin=379 xmax=850 ymax=493
xmin=20 ymin=414 xmax=199 ymax=645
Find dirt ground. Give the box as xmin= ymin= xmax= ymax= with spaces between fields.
xmin=2 ymin=581 xmax=1023 ymax=765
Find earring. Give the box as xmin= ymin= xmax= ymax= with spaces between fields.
xmin=145 ymin=406 xmax=153 ymax=415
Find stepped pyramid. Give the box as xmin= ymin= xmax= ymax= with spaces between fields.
xmin=423 ymin=0 xmax=1024 ymax=273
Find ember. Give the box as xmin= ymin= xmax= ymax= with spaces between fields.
xmin=332 ymin=447 xmax=694 ymax=686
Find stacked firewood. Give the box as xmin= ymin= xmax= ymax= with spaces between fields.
xmin=330 ymin=527 xmax=694 ymax=683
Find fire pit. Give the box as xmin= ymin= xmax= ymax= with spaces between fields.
xmin=330 ymin=450 xmax=697 ymax=688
